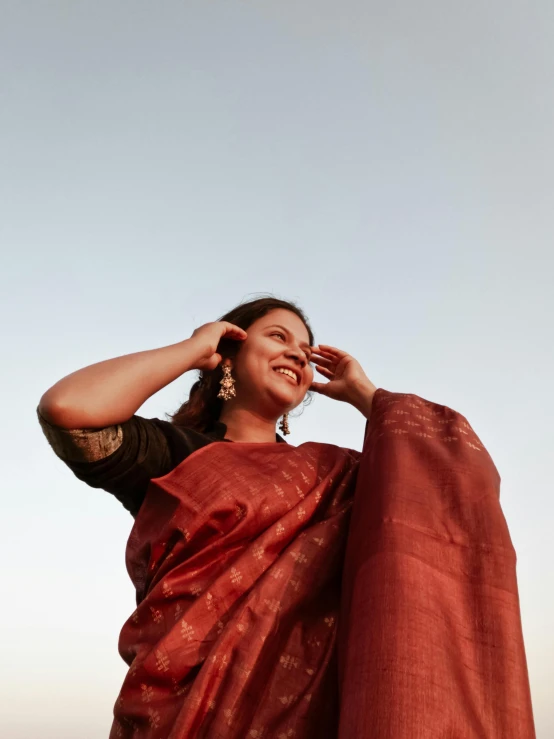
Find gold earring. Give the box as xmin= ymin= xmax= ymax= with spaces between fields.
xmin=279 ymin=412 xmax=290 ymax=435
xmin=217 ymin=363 xmax=236 ymax=401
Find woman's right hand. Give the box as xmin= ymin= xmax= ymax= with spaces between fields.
xmin=188 ymin=321 xmax=248 ymax=372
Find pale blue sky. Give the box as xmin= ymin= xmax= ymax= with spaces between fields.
xmin=2 ymin=1 xmax=552 ymax=736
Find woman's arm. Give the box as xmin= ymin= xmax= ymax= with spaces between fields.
xmin=39 ymin=338 xmax=204 ymax=429
xmin=38 ymin=320 xmax=247 ymax=429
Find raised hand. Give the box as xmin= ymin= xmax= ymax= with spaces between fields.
xmin=189 ymin=322 xmax=247 ymax=371
xmin=309 ymin=344 xmax=377 ymax=410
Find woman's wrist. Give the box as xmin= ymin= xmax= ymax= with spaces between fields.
xmin=349 ymin=380 xmax=377 ymax=420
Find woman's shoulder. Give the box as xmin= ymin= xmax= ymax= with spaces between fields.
xmin=37 ymin=409 xmax=221 ymax=515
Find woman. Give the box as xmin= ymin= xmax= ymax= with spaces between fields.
xmin=38 ymin=296 xmax=535 ymax=738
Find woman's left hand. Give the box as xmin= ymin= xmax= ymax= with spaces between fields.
xmin=309 ymin=344 xmax=377 ymax=412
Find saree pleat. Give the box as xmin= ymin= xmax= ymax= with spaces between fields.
xmin=110 ymin=389 xmax=535 ymax=738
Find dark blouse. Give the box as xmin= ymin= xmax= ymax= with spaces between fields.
xmin=37 ymin=410 xmax=287 ymax=517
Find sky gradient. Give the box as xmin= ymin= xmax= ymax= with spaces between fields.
xmin=2 ymin=1 xmax=552 ymax=736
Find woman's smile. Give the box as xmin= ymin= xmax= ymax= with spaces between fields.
xmin=272 ymin=369 xmax=298 ymax=386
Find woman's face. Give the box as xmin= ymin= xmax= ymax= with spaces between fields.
xmin=230 ymin=308 xmax=314 ymax=416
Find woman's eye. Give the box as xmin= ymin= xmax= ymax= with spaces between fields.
xmin=272 ymin=332 xmax=311 ymax=362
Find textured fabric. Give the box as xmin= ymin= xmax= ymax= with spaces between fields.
xmin=36 ymin=410 xmax=286 ymax=516
xmin=109 ymin=389 xmax=535 ymax=738
xmin=37 ymin=408 xmax=125 ymax=462
xmin=337 ymin=391 xmax=535 ymax=738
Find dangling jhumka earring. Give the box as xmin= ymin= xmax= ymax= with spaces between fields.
xmin=217 ymin=363 xmax=236 ymax=401
xmin=279 ymin=412 xmax=290 ymax=436
xmin=217 ymin=362 xmax=291 ymax=435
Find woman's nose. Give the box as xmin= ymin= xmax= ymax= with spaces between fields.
xmin=285 ymin=348 xmax=306 ymax=367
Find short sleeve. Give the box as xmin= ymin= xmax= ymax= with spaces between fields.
xmin=37 ymin=408 xmax=189 ymax=516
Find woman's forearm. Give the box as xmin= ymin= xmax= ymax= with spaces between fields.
xmin=38 ymin=338 xmax=203 ymax=429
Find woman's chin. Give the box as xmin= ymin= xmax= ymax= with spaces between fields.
xmin=266 ymin=385 xmax=296 ymax=410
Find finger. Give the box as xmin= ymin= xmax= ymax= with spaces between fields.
xmin=315 ymin=366 xmax=334 ymax=379
xmin=312 ymin=355 xmax=335 ymax=369
xmin=224 ymin=323 xmax=247 ymax=339
xmin=311 ymin=345 xmax=334 ymax=354
xmin=309 ymin=381 xmax=329 ymax=395
xmin=311 ymin=348 xmax=339 ymax=360
xmin=311 ymin=349 xmax=336 ymax=361
xmin=317 ymin=344 xmax=347 ymax=356
xmin=315 ymin=363 xmax=334 ymax=375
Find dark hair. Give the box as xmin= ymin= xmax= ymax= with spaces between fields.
xmin=169 ymin=295 xmax=315 ymax=432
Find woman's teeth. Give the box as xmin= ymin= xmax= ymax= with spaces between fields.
xmin=274 ymin=368 xmax=297 ymax=383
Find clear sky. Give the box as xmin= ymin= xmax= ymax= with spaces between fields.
xmin=2 ymin=1 xmax=552 ymax=736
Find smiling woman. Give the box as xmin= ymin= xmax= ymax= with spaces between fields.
xmin=37 ymin=294 xmax=535 ymax=738
xmin=169 ymin=297 xmax=319 ymax=443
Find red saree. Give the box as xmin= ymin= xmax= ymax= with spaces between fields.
xmin=110 ymin=389 xmax=535 ymax=738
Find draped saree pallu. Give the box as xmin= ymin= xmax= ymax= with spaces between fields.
xmin=110 ymin=389 xmax=535 ymax=739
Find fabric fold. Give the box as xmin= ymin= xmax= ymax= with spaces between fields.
xmin=109 ymin=389 xmax=535 ymax=738
xmin=337 ymin=390 xmax=535 ymax=738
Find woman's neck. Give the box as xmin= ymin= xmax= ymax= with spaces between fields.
xmin=218 ymin=406 xmax=280 ymax=443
